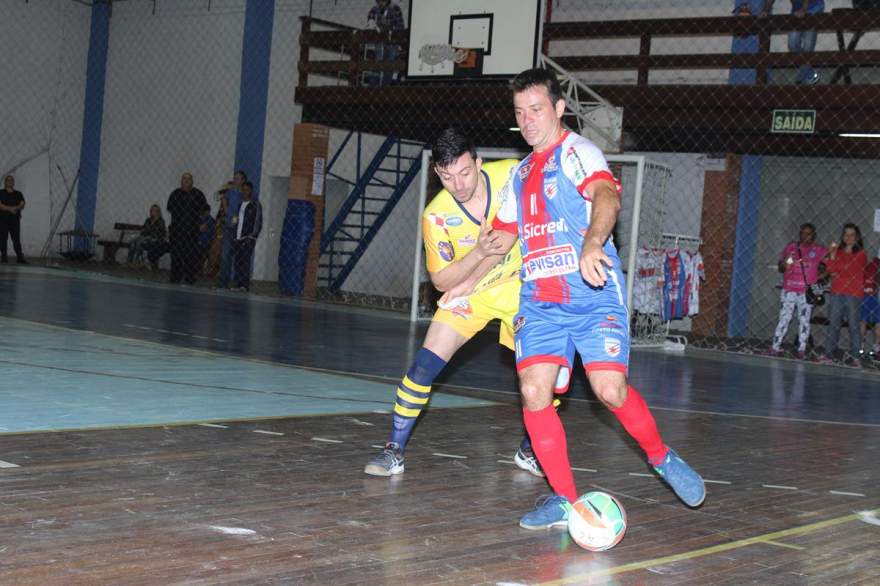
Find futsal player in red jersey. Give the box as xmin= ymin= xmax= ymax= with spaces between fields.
xmin=445 ymin=68 xmax=706 ymax=530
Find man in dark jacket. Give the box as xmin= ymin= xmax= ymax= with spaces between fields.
xmin=0 ymin=175 xmax=27 ymax=264
xmin=166 ymin=172 xmax=208 ymax=284
xmin=231 ymin=181 xmax=262 ymax=291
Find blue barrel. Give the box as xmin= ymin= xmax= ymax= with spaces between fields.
xmin=278 ymin=200 xmax=316 ymax=295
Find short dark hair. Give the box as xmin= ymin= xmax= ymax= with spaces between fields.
xmin=235 ymin=170 xmax=248 ymax=182
xmin=511 ymin=68 xmax=563 ymax=105
xmin=800 ymin=222 xmax=816 ymax=233
xmin=841 ymin=222 xmax=863 ymax=252
xmin=242 ymin=181 xmax=254 ymax=191
xmin=432 ymin=127 xmax=477 ymax=169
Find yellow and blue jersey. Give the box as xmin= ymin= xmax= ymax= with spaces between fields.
xmin=422 ymin=159 xmax=522 ymax=294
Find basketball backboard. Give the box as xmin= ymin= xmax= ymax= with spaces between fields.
xmin=407 ymin=0 xmax=543 ymax=80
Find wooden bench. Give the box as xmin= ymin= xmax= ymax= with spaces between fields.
xmin=97 ymin=223 xmax=144 ymax=263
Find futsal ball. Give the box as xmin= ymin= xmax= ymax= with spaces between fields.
xmin=567 ymin=491 xmax=627 ymax=552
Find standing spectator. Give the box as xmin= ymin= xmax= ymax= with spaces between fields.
xmin=197 ymin=203 xmax=216 ymax=276
xmin=860 ymin=247 xmax=880 ymax=359
xmin=366 ymin=0 xmax=404 ymax=85
xmin=206 ymin=196 xmax=227 ymax=278
xmin=0 ymin=174 xmax=27 ymax=264
xmin=127 ymin=204 xmax=167 ymax=269
xmin=819 ymin=223 xmax=867 ymax=365
xmin=761 ymin=1 xmax=825 ymax=84
xmin=769 ymin=223 xmax=826 ymax=358
xmin=217 ymin=170 xmax=246 ymax=288
xmin=166 ymin=172 xmax=208 ymax=285
xmin=231 ymin=181 xmax=262 ymax=292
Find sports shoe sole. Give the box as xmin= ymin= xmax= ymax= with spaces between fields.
xmin=363 ymin=462 xmax=404 ymax=477
xmin=518 ymin=518 xmax=568 ymax=530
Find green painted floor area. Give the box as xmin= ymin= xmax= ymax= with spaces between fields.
xmin=0 ymin=318 xmax=495 ymax=433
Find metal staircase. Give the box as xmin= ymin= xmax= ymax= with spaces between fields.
xmin=319 ymin=132 xmax=425 ymax=292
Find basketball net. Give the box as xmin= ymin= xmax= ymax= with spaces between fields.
xmin=418 ymin=44 xmax=471 ymax=69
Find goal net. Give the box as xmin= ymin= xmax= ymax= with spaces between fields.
xmin=410 ymin=151 xmax=675 ymax=349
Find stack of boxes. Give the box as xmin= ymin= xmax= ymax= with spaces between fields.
xmin=287 ymin=123 xmax=329 ymax=297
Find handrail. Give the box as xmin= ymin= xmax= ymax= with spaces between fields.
xmin=539 ymin=54 xmax=621 ymax=150
xmin=543 ymin=11 xmax=878 ymax=39
xmin=299 ymin=16 xmax=360 ymax=32
xmin=298 ymin=11 xmax=880 ymax=89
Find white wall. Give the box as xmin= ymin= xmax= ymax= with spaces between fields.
xmin=95 ymin=0 xmax=245 ymax=238
xmin=90 ymin=0 xmax=395 ymax=275
xmin=9 ymin=0 xmax=867 ymax=295
xmin=0 ymin=0 xmax=90 ymax=257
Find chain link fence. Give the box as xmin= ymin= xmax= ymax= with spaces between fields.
xmin=4 ymin=0 xmax=880 ymax=366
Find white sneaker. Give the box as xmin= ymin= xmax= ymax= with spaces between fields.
xmin=364 ymin=443 xmax=405 ymax=476
xmin=513 ymin=447 xmax=545 ymax=478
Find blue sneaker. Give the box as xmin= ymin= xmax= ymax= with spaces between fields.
xmin=653 ymin=448 xmax=706 ymax=508
xmin=519 ymin=495 xmax=571 ymax=530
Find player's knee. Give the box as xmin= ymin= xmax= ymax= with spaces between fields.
xmin=519 ymin=380 xmax=553 ymax=411
xmin=593 ymin=380 xmax=627 ymax=409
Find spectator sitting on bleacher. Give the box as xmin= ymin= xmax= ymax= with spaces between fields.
xmin=127 ymin=204 xmax=167 ymax=269
xmin=818 ymin=223 xmax=867 ymax=366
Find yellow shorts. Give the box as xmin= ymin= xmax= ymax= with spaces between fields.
xmin=432 ymin=280 xmax=521 ymax=350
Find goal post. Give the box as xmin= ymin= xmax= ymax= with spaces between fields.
xmin=409 ymin=150 xmax=674 ymax=349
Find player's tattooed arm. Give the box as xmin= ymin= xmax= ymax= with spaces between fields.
xmin=580 ymin=179 xmax=620 ymax=287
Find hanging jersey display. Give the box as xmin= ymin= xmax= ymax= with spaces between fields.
xmin=662 ymin=250 xmax=689 ymax=320
xmin=686 ymin=251 xmax=705 ymax=316
xmin=633 ymin=247 xmax=664 ymax=315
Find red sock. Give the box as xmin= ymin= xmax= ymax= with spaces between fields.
xmin=611 ymin=386 xmax=668 ymax=465
xmin=522 ymin=404 xmax=578 ymax=502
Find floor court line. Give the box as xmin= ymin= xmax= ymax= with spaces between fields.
xmin=5 ymin=315 xmax=879 ymax=429
xmin=536 ymin=508 xmax=880 ymax=585
xmin=0 ymin=357 xmax=398 ymax=406
xmin=0 ymin=318 xmax=495 ymax=434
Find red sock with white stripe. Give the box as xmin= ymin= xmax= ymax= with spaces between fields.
xmin=611 ymin=386 xmax=669 ymax=466
xmin=522 ymin=404 xmax=578 ymax=502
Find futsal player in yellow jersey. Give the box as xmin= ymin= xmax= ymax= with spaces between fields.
xmin=365 ymin=128 xmax=556 ymax=477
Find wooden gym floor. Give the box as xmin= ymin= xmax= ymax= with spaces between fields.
xmin=0 ymin=266 xmax=878 ymax=585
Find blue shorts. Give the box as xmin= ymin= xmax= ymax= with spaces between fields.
xmin=514 ymin=300 xmax=630 ymax=377
xmin=862 ymin=295 xmax=880 ymax=324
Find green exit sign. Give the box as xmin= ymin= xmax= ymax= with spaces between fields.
xmin=771 ymin=109 xmax=816 ymax=134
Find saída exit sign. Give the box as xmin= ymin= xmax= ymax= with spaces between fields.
xmin=771 ymin=109 xmax=816 ymax=134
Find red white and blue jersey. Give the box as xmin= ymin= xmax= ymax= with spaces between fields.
xmin=662 ymin=250 xmax=689 ymax=320
xmin=493 ymin=131 xmax=624 ymax=307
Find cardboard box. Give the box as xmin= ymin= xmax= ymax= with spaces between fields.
xmin=287 ymin=123 xmax=330 ymax=299
xmin=290 ymin=123 xmax=330 ymax=178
